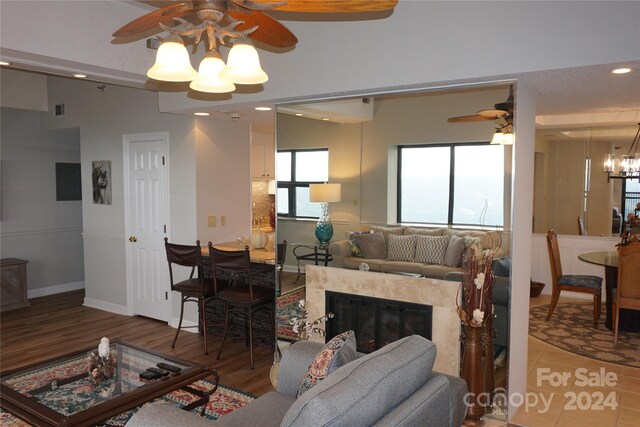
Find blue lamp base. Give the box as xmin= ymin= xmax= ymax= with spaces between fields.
xmin=315 ymin=222 xmax=334 ymax=249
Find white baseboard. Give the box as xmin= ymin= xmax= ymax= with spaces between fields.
xmin=83 ymin=298 xmax=129 ymax=316
xmin=169 ymin=317 xmax=198 ymax=332
xmin=28 ymin=281 xmax=85 ymax=299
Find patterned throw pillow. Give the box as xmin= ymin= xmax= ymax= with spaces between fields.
xmin=414 ymin=235 xmax=449 ymax=264
xmin=387 ymin=234 xmax=417 ymax=262
xmin=297 ymin=331 xmax=357 ymax=397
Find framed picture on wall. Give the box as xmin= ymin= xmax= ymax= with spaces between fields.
xmin=92 ymin=160 xmax=112 ymax=205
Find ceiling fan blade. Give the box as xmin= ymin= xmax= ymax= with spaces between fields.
xmin=476 ymin=109 xmax=508 ymax=119
xmin=448 ymin=115 xmax=493 ymax=123
xmin=113 ymin=3 xmax=194 ymax=37
xmin=253 ymin=0 xmax=398 ymax=13
xmin=228 ymin=10 xmax=298 ymax=48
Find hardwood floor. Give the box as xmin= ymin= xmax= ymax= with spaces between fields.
xmin=0 ymin=290 xmax=275 ymax=397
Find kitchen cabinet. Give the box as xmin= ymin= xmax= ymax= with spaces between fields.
xmin=252 ymin=132 xmax=275 ymax=179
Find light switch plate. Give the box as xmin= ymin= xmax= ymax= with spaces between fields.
xmin=221 ymin=215 xmax=226 ymax=226
xmin=208 ymin=215 xmax=216 ymax=227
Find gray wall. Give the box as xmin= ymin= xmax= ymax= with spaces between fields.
xmin=1 ymin=107 xmax=84 ymax=297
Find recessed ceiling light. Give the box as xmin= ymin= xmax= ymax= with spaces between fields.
xmin=255 ymin=106 xmax=272 ymax=111
xmin=194 ymin=112 xmax=210 ymax=116
xmin=295 ymin=113 xmax=303 ymax=116
xmin=73 ymin=73 xmax=87 ymax=78
xmin=321 ymin=117 xmax=330 ymax=121
xmin=611 ymin=67 xmax=632 ymax=74
xmin=0 ymin=61 xmax=10 ymax=66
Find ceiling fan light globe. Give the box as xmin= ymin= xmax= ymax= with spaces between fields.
xmin=220 ymin=41 xmax=268 ymax=85
xmin=147 ymin=39 xmax=197 ymax=82
xmin=190 ymin=54 xmax=236 ymax=93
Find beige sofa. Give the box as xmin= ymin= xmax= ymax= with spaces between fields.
xmin=329 ymin=225 xmax=506 ymax=280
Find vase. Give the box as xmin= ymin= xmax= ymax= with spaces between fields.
xmin=461 ymin=325 xmax=486 ymax=426
xmin=481 ymin=318 xmax=495 ymax=412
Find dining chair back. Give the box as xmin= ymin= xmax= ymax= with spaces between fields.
xmin=613 ymin=242 xmax=640 ymax=346
xmin=546 ymin=229 xmax=602 ymax=327
xmin=209 ymin=244 xmax=274 ymax=369
xmin=164 ymin=238 xmax=213 ymax=354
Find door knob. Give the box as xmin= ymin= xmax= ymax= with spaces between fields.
xmin=129 ymin=236 xmax=138 ymax=242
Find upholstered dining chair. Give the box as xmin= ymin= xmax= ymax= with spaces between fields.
xmin=209 ymin=244 xmax=274 ymax=369
xmin=546 ymin=229 xmax=602 ymax=327
xmin=613 ymin=242 xmax=640 ymax=347
xmin=164 ymin=238 xmax=213 ymax=354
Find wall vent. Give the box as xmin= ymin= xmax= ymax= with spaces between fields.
xmin=54 ymin=104 xmax=65 ymax=116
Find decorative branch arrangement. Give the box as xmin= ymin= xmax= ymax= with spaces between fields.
xmin=290 ymin=300 xmax=334 ymax=340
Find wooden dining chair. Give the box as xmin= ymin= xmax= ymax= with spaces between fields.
xmin=209 ymin=244 xmax=274 ymax=369
xmin=613 ymin=242 xmax=640 ymax=347
xmin=546 ymin=229 xmax=602 ymax=327
xmin=164 ymin=238 xmax=214 ymax=354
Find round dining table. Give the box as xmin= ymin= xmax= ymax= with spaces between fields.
xmin=578 ymin=250 xmax=639 ymax=331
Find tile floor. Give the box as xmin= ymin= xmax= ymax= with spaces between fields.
xmin=508 ymin=295 xmax=640 ymax=427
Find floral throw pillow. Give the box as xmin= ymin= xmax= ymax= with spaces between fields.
xmin=297 ymin=330 xmax=356 ymax=397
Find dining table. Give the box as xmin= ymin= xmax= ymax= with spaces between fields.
xmin=578 ymin=250 xmax=640 ymax=331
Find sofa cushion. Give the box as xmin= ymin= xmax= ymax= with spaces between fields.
xmin=366 ymin=225 xmax=405 ymax=242
xmin=387 ymin=234 xmax=417 ymax=262
xmin=492 ymin=256 xmax=511 ymax=277
xmin=297 ymin=331 xmax=357 ymax=397
xmin=281 ymin=335 xmax=437 ymax=427
xmin=353 ymin=232 xmax=387 ymax=259
xmin=414 ymin=235 xmax=449 ymax=264
xmin=443 ymin=235 xmax=465 ymax=267
xmin=404 ymin=227 xmax=444 ymax=236
xmin=341 ymin=257 xmax=386 ymax=271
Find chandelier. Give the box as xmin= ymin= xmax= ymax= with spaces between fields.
xmin=603 ymin=123 xmax=640 ymax=181
xmin=146 ymin=7 xmax=274 ymax=94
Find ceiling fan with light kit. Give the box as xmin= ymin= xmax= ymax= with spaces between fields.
xmin=447 ymin=86 xmax=515 ymax=145
xmin=113 ymin=0 xmax=398 ymax=93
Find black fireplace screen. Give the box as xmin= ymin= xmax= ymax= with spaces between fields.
xmin=326 ymin=291 xmax=432 ymax=353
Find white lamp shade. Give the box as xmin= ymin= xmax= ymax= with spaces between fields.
xmin=490 ymin=132 xmax=514 ymax=145
xmin=190 ymin=52 xmax=236 ymax=93
xmin=147 ymin=37 xmax=197 ymax=82
xmin=219 ymin=40 xmax=268 ymax=85
xmin=309 ymin=183 xmax=341 ymax=203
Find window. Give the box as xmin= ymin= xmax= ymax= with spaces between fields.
xmin=398 ymin=143 xmax=504 ymax=227
xmin=277 ymin=149 xmax=329 ymax=218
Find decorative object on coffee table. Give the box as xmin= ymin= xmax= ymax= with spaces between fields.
xmin=89 ymin=337 xmax=115 ymax=383
xmin=457 ymin=239 xmax=496 ymax=426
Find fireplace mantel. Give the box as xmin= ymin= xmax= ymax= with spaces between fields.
xmin=305 ymin=266 xmax=461 ymax=377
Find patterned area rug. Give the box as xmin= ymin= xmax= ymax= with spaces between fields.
xmin=0 ymin=381 xmax=255 ymax=426
xmin=529 ymin=302 xmax=640 ymax=367
xmin=276 ymin=287 xmax=305 ymax=341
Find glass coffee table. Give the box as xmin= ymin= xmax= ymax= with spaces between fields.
xmin=0 ymin=340 xmax=218 ymax=426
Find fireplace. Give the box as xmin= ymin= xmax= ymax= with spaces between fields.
xmin=326 ymin=291 xmax=433 ymax=353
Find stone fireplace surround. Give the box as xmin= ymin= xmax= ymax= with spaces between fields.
xmin=304 ymin=266 xmax=461 ymax=377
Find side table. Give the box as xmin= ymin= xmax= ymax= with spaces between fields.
xmin=292 ymin=243 xmax=333 ymax=284
xmin=1 ymin=258 xmax=30 ymax=312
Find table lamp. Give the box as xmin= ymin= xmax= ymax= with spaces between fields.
xmin=309 ymin=183 xmax=341 ymax=248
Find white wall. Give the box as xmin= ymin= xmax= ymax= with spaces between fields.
xmin=195 ymin=117 xmax=253 ymax=244
xmin=0 ymin=107 xmax=84 ymax=297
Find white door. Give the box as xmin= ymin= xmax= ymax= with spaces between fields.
xmin=125 ymin=133 xmax=169 ymax=321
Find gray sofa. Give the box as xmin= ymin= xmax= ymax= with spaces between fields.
xmin=125 ymin=335 xmax=468 ymax=427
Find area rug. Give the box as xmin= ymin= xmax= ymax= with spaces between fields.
xmin=529 ymin=302 xmax=640 ymax=368
xmin=276 ymin=287 xmax=305 ymax=341
xmin=0 ymin=380 xmax=255 ymax=426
